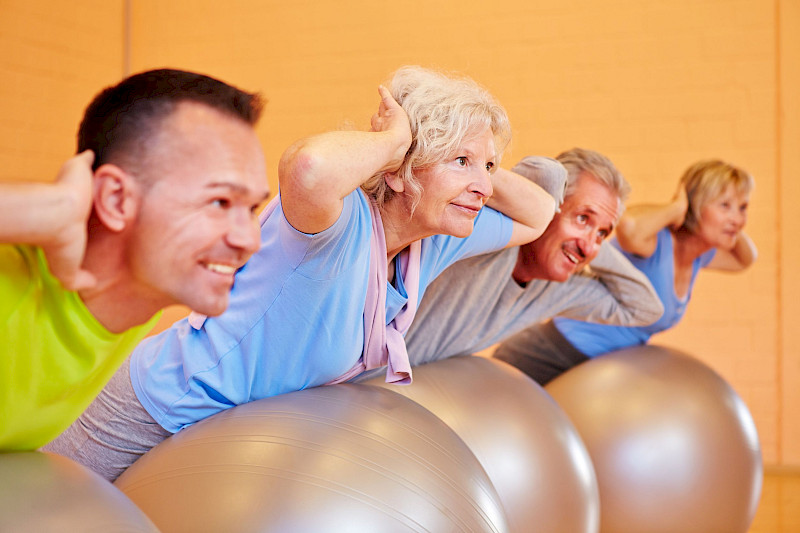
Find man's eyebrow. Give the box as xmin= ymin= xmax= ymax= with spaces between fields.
xmin=207 ymin=182 xmax=270 ymax=201
xmin=580 ymin=205 xmax=616 ymax=232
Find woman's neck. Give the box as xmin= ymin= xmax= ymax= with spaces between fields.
xmin=380 ymin=198 xmax=432 ymax=264
xmin=671 ymin=227 xmax=714 ymax=268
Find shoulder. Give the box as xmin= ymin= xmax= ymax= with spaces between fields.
xmin=698 ymin=246 xmax=717 ymax=268
xmin=0 ymin=244 xmax=38 ymax=297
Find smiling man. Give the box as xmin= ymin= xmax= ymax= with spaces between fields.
xmin=354 ymin=148 xmax=663 ymax=381
xmin=0 ymin=69 xmax=269 ymax=450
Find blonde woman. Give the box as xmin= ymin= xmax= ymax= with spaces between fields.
xmin=494 ymin=159 xmax=756 ymax=385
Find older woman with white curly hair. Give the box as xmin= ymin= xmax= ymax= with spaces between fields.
xmin=45 ymin=65 xmax=557 ymax=481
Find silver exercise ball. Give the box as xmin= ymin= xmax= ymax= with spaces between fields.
xmin=115 ymin=384 xmax=508 ymax=533
xmin=0 ymin=451 xmax=158 ymax=532
xmin=545 ymin=345 xmax=763 ymax=533
xmin=364 ymin=355 xmax=600 ymax=533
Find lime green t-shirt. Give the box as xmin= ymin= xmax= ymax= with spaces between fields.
xmin=0 ymin=245 xmax=160 ymax=450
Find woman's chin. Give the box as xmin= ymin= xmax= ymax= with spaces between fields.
xmin=447 ymin=223 xmax=475 ymax=239
xmin=716 ymin=235 xmax=739 ymax=251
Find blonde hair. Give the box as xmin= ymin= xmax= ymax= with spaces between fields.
xmin=680 ymin=159 xmax=754 ymax=233
xmin=361 ymin=66 xmax=511 ymax=210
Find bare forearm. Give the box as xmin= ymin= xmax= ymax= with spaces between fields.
xmin=279 ymin=129 xmax=406 ymax=202
xmin=278 ymin=85 xmax=412 ymax=234
xmin=0 ymin=182 xmax=83 ymax=246
xmin=278 ymin=129 xmax=409 ymax=233
xmin=486 ymin=167 xmax=556 ymax=246
xmin=731 ymin=231 xmax=757 ymax=267
xmin=615 ymin=200 xmax=686 ymax=256
xmin=709 ymin=231 xmax=758 ymax=271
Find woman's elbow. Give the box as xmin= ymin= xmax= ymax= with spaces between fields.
xmin=278 ymin=141 xmax=326 ymax=195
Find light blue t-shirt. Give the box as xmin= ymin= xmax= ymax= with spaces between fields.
xmin=131 ymin=189 xmax=512 ymax=432
xmin=554 ymin=228 xmax=715 ymax=357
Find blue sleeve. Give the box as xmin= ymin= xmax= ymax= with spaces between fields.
xmin=273 ymin=189 xmax=371 ymax=280
xmin=418 ymin=207 xmax=512 ymax=289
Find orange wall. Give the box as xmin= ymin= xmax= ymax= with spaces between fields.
xmin=0 ymin=0 xmax=124 ymax=182
xmin=2 ymin=0 xmax=797 ymax=466
xmin=778 ymin=0 xmax=800 ymax=467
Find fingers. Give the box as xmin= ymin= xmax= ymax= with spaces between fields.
xmin=371 ymin=85 xmax=403 ymax=132
xmin=64 ymin=150 xmax=95 ymax=173
xmin=61 ymin=269 xmax=97 ymax=292
xmin=377 ymin=85 xmax=394 ymax=108
xmin=376 ymin=85 xmax=402 ymax=115
xmin=76 ymin=149 xmax=95 ymax=166
xmin=57 ymin=150 xmax=95 ymax=188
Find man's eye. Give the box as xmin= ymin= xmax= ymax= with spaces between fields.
xmin=212 ymin=198 xmax=231 ymax=209
xmin=485 ymin=161 xmax=495 ymax=172
xmin=576 ymin=214 xmax=588 ymax=224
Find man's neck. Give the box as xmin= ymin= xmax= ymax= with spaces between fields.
xmin=78 ymin=236 xmax=161 ymax=334
xmin=511 ymin=246 xmax=537 ymax=287
xmin=77 ymin=276 xmax=161 ymax=334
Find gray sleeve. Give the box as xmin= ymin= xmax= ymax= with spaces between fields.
xmin=551 ymin=241 xmax=663 ymax=326
xmin=511 ymin=156 xmax=567 ymax=209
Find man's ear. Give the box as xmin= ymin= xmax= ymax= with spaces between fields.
xmin=384 ymin=171 xmax=405 ymax=194
xmin=92 ymin=164 xmax=141 ymax=232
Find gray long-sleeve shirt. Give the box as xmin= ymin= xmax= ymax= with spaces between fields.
xmin=353 ymin=241 xmax=662 ymax=382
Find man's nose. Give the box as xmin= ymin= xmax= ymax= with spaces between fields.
xmin=228 ymin=210 xmax=262 ymax=257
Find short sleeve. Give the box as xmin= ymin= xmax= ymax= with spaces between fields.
xmin=0 ymin=245 xmax=35 ymax=325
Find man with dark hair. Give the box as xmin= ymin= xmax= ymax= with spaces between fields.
xmin=0 ymin=69 xmax=270 ymax=450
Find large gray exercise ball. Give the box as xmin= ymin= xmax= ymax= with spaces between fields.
xmin=115 ymin=384 xmax=509 ymax=533
xmin=364 ymin=355 xmax=600 ymax=533
xmin=545 ymin=345 xmax=762 ymax=533
xmin=0 ymin=451 xmax=158 ymax=532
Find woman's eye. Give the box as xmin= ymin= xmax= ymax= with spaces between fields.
xmin=456 ymin=157 xmax=468 ymax=167
xmin=485 ymin=162 xmax=494 ymax=172
xmin=212 ymin=198 xmax=231 ymax=209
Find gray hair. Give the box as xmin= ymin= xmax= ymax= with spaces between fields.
xmin=556 ymin=147 xmax=630 ymax=205
xmin=361 ymin=66 xmax=511 ymax=210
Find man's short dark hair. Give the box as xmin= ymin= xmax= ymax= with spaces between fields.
xmin=77 ymin=68 xmax=263 ymax=170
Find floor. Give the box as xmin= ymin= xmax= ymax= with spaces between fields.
xmin=748 ymin=469 xmax=800 ymax=532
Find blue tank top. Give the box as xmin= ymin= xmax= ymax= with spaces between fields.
xmin=553 ymin=228 xmax=715 ymax=357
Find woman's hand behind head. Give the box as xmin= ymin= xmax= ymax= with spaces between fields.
xmin=370 ymin=85 xmax=412 ymax=176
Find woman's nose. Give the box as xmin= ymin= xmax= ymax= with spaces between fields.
xmin=471 ymin=169 xmax=493 ymax=199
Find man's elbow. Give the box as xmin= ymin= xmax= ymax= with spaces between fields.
xmin=635 ymin=298 xmax=665 ymax=326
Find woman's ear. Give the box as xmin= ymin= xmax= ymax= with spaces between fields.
xmin=92 ymin=164 xmax=141 ymax=232
xmin=384 ymin=171 xmax=405 ymax=194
